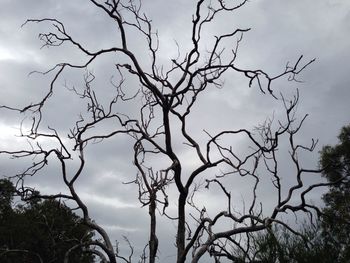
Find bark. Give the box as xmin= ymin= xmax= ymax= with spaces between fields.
xmin=149 ymin=194 xmax=158 ymax=263
xmin=177 ymin=193 xmax=187 ymax=263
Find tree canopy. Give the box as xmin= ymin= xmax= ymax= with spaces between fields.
xmin=319 ymin=124 xmax=350 ymax=262
xmin=0 ymin=179 xmax=94 ymax=263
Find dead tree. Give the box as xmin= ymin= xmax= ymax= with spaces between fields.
xmin=0 ymin=1 xmax=332 ymax=262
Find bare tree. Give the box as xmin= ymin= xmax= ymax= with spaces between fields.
xmin=0 ymin=1 xmax=335 ymax=262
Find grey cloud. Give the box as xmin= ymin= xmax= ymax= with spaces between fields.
xmin=1 ymin=1 xmax=350 ymax=262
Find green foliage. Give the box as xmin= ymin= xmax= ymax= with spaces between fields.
xmin=0 ymin=179 xmax=94 ymax=263
xmin=319 ymin=124 xmax=350 ymax=262
xmin=320 ymin=125 xmax=350 ymax=182
xmin=246 ymin=225 xmax=335 ymax=263
xmin=0 ymin=179 xmax=16 ymax=217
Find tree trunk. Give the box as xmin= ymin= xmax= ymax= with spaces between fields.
xmin=177 ymin=194 xmax=187 ymax=263
xmin=149 ymin=193 xmax=158 ymax=263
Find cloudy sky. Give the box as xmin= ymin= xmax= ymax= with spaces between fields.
xmin=1 ymin=0 xmax=350 ymax=262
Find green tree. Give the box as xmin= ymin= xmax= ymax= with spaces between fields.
xmin=244 ymin=224 xmax=334 ymax=263
xmin=0 ymin=179 xmax=16 ymax=219
xmin=0 ymin=179 xmax=94 ymax=263
xmin=319 ymin=124 xmax=350 ymax=262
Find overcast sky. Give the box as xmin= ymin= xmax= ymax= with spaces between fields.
xmin=1 ymin=0 xmax=350 ymax=262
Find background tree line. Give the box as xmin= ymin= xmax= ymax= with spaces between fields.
xmin=0 ymin=179 xmax=94 ymax=263
xmin=1 ymin=124 xmax=348 ymax=262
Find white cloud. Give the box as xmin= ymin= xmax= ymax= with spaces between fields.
xmin=0 ymin=46 xmax=16 ymax=61
xmin=80 ymin=191 xmax=138 ymax=210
